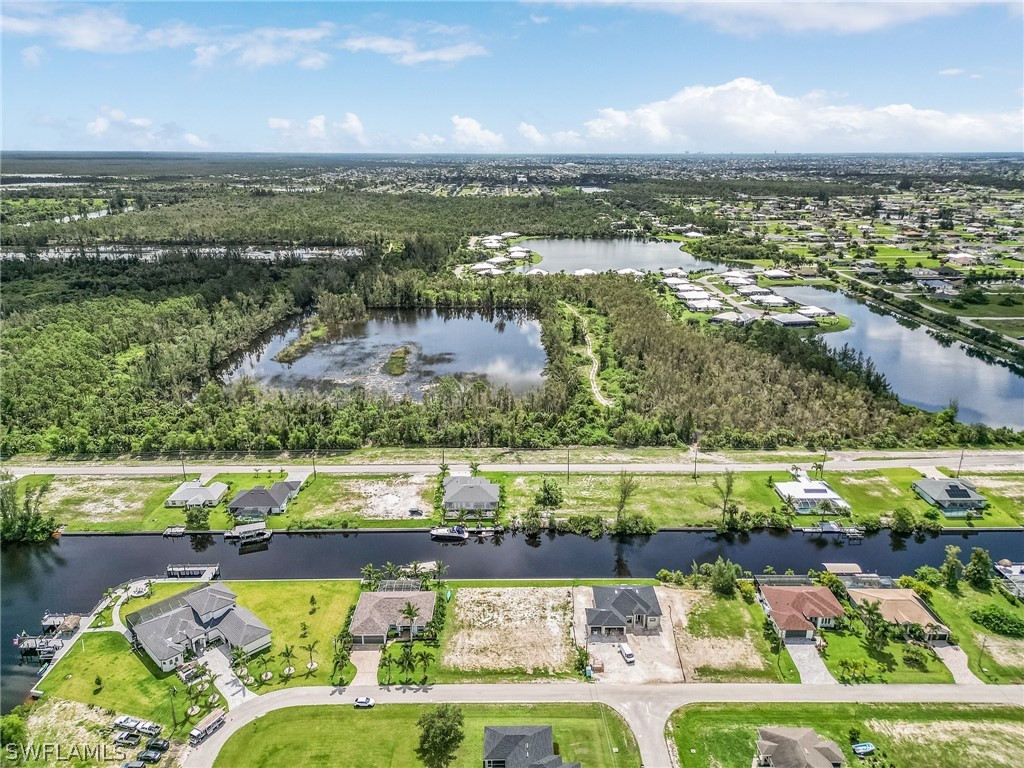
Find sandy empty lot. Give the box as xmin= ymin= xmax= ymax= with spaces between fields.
xmin=354 ymin=474 xmax=432 ymax=519
xmin=661 ymin=587 xmax=768 ymax=681
xmin=867 ymin=719 xmax=1024 ymax=768
xmin=34 ymin=475 xmax=174 ymax=522
xmin=443 ymin=587 xmax=573 ymax=675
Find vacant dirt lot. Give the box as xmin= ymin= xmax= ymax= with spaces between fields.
xmin=34 ymin=476 xmax=174 ymax=523
xmin=867 ymin=718 xmax=1024 ymax=768
xmin=662 ymin=587 xmax=768 ymax=681
xmin=983 ymin=633 xmax=1024 ymax=668
xmin=354 ymin=474 xmax=433 ymax=519
xmin=443 ymin=587 xmax=573 ymax=675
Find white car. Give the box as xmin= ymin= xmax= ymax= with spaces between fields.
xmin=113 ymin=716 xmax=141 ymax=731
xmin=353 ymin=697 xmax=375 ymax=709
xmin=136 ymin=721 xmax=162 ymax=737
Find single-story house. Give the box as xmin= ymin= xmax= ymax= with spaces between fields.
xmin=774 ymin=472 xmax=850 ymax=514
xmin=483 ymin=726 xmax=581 ymax=768
xmin=847 ymin=588 xmax=950 ymax=643
xmin=755 ymin=727 xmax=846 ymax=768
xmin=758 ymin=586 xmax=845 ymax=640
xmin=750 ymin=294 xmax=790 ymax=307
xmin=442 ymin=476 xmax=500 ymax=514
xmin=763 ymin=269 xmax=793 ymax=280
xmin=769 ymin=313 xmax=817 ymax=327
xmin=736 ymin=284 xmax=772 ymax=296
xmin=228 ymin=480 xmax=301 ymax=519
xmin=585 ymin=585 xmax=662 ymax=636
xmin=686 ymin=299 xmax=724 ymax=312
xmin=796 ymin=306 xmax=833 ymax=318
xmin=165 ymin=480 xmax=228 ymax=508
xmin=911 ymin=479 xmax=987 ymax=517
xmin=709 ymin=311 xmax=759 ymax=326
xmin=125 ymin=584 xmax=271 ymax=672
xmin=350 ymin=590 xmax=437 ymax=644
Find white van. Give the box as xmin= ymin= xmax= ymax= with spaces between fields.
xmin=619 ymin=642 xmax=635 ymax=665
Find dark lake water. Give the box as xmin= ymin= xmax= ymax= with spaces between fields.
xmin=3 ymin=528 xmax=1021 ymax=712
xmin=526 ymin=238 xmax=724 ymax=273
xmin=775 ymin=285 xmax=1024 ymax=430
xmin=224 ymin=308 xmax=546 ymax=399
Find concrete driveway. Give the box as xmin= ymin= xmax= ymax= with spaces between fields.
xmin=784 ymin=639 xmax=836 ymax=684
xmin=932 ymin=642 xmax=984 ymax=684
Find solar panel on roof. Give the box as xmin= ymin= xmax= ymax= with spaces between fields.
xmin=945 ymin=485 xmax=971 ymax=498
xmin=806 ymin=488 xmax=827 ymax=494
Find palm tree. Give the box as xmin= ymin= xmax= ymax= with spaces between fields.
xmin=414 ymin=649 xmax=433 ymax=683
xmin=230 ymin=646 xmax=249 ymax=670
xmin=468 ymin=460 xmax=480 ymax=477
xmin=406 ymin=561 xmax=423 ymax=579
xmin=360 ymin=563 xmax=381 ymax=586
xmin=397 ymin=642 xmax=416 ymax=683
xmin=256 ymin=654 xmax=273 ymax=683
xmin=302 ymin=640 xmax=320 ymax=672
xmin=811 ymin=461 xmax=825 ymax=479
xmin=401 ymin=601 xmax=421 ymax=637
xmin=781 ymin=495 xmax=797 ymax=517
xmin=439 ymin=462 xmax=450 ymax=478
xmin=382 ymin=561 xmax=400 ymax=580
xmin=379 ymin=651 xmax=394 ymax=685
xmin=432 ymin=560 xmax=449 ymax=585
xmin=279 ymin=644 xmax=297 ymax=676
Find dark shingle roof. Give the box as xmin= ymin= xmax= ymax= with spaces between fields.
xmin=482 ymin=726 xmax=580 ymax=768
xmin=229 ymin=484 xmax=291 ymax=510
xmin=593 ymin=585 xmax=662 ymax=620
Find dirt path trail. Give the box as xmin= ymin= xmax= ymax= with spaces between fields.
xmin=564 ymin=304 xmax=614 ymax=408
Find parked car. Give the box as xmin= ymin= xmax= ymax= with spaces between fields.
xmin=114 ymin=732 xmax=141 ymax=748
xmin=136 ymin=750 xmax=163 ymax=764
xmin=408 ymin=507 xmax=424 ymax=517
xmin=113 ymin=716 xmax=141 ymax=731
xmin=354 ymin=696 xmax=375 ymax=708
xmin=136 ymin=722 xmax=162 ymax=737
xmin=146 ymin=738 xmax=170 ymax=752
xmin=619 ymin=642 xmax=635 ymax=665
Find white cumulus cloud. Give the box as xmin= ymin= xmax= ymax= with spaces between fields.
xmin=341 ymin=35 xmax=487 ymax=65
xmin=451 ymin=115 xmax=505 ymax=150
xmin=82 ymin=107 xmax=209 ymax=149
xmin=267 ymin=112 xmax=370 ymax=149
xmin=939 ymin=68 xmax=965 ymax=75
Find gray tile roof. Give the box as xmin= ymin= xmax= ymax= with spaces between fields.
xmin=585 ymin=608 xmax=626 ymax=628
xmin=126 ymin=584 xmax=269 ymax=662
xmin=483 ymin=726 xmax=580 ymax=768
xmin=756 ymin=727 xmax=845 ymax=768
xmin=229 ymin=484 xmax=291 ymax=511
xmin=166 ymin=481 xmax=227 ymax=506
xmin=442 ymin=476 xmax=500 ymax=505
xmin=592 ymin=585 xmax=662 ymax=625
xmin=912 ymin=479 xmax=986 ymax=507
xmin=349 ymin=591 xmax=437 ymax=638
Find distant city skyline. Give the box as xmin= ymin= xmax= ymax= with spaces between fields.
xmin=2 ymin=1 xmax=1022 ymax=153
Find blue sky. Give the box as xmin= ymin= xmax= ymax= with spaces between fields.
xmin=2 ymin=1 xmax=1022 ymax=152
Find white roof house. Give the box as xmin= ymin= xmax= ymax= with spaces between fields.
xmin=763 ymin=268 xmax=793 ymax=279
xmin=774 ymin=471 xmax=850 ymax=514
xmin=796 ymin=305 xmax=833 ymax=317
xmin=661 ymin=267 xmax=688 ymax=277
xmin=470 ymin=262 xmax=494 ymax=272
xmin=720 ymin=270 xmax=753 ymax=279
xmin=500 ymin=231 xmax=521 ymax=239
xmin=525 ymin=268 xmax=548 ymax=276
xmin=686 ymin=299 xmax=724 ymax=312
xmin=724 ymin=277 xmax=754 ymax=286
xmin=573 ymin=268 xmax=598 ymax=276
xmin=616 ymin=267 xmax=645 ymax=276
xmin=166 ymin=480 xmax=229 ymax=508
xmin=487 ymin=255 xmax=512 ymax=264
xmin=750 ymin=294 xmax=790 ymax=307
xmin=677 ymin=290 xmax=710 ymax=301
xmin=736 ymin=284 xmax=771 ymax=296
xmin=662 ymin=277 xmax=689 ymax=286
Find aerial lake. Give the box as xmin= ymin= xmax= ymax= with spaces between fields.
xmin=225 ymin=308 xmax=546 ymax=399
xmin=2 ymin=527 xmax=1020 ymax=712
xmin=525 ymin=238 xmax=723 ymax=273
xmin=775 ymin=285 xmax=1024 ymax=429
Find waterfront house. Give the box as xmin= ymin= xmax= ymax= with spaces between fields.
xmin=125 ymin=584 xmax=271 ymax=672
xmin=165 ymin=480 xmax=228 ymax=509
xmin=483 ymin=726 xmax=581 ymax=768
xmin=755 ymin=727 xmax=846 ymax=768
xmin=847 ymin=588 xmax=950 ymax=643
xmin=228 ymin=481 xmax=301 ymax=519
xmin=350 ymin=590 xmax=437 ymax=644
xmin=911 ymin=479 xmax=986 ymax=517
xmin=758 ymin=586 xmax=845 ymax=640
xmin=585 ymin=585 xmax=662 ymax=636
xmin=773 ymin=471 xmax=850 ymax=514
xmin=442 ymin=476 xmax=500 ymax=514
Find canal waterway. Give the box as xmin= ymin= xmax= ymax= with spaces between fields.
xmin=774 ymin=285 xmax=1024 ymax=430
xmin=3 ymin=528 xmax=1021 ymax=712
xmin=224 ymin=308 xmax=546 ymax=399
xmin=526 ymin=238 xmax=724 ymax=273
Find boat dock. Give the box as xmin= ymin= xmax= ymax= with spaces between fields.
xmin=794 ymin=520 xmax=865 ymax=540
xmin=224 ymin=521 xmax=272 ymax=543
xmin=15 ymin=634 xmax=63 ymax=663
xmin=163 ymin=525 xmax=187 ymax=537
xmin=166 ymin=563 xmax=221 ymax=580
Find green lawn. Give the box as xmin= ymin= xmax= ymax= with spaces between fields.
xmin=670 ymin=703 xmax=1024 ymax=768
xmin=927 ymin=582 xmax=1024 ymax=684
xmin=821 ymin=468 xmax=931 ymax=520
xmin=15 ymin=474 xmax=196 ymax=532
xmin=819 ymin=618 xmax=954 ymax=683
xmin=121 ymin=579 xmax=361 ymax=688
xmin=491 ymin=471 xmax=780 ymax=528
xmin=214 ymin=703 xmax=641 ymax=768
xmin=917 ymin=298 xmax=1024 ymax=318
xmin=932 ymin=471 xmax=1024 ymax=528
xmin=976 ymin=318 xmax=1024 ymax=338
xmin=684 ymin=595 xmax=799 ymax=683
xmin=36 ymin=632 xmax=223 ymax=738
xmin=447 ymin=578 xmax=657 ymax=589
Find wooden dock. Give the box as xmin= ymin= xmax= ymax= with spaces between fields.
xmin=166 ymin=563 xmax=221 ymax=580
xmin=163 ymin=525 xmax=186 ymax=537
xmin=794 ymin=520 xmax=865 ymax=541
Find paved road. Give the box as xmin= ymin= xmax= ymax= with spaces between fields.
xmin=5 ymin=450 xmax=1022 ymax=479
xmin=181 ymin=681 xmax=1024 ymax=768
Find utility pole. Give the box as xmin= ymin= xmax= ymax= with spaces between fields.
xmin=312 ymin=451 xmax=317 ymax=480
xmin=179 ymin=451 xmax=186 ymax=480
xmin=566 ymin=447 xmax=570 ymax=483
xmin=692 ymin=431 xmax=701 ymax=481
xmin=169 ymin=686 xmax=177 ymax=726
xmin=956 ymin=446 xmax=965 ymax=478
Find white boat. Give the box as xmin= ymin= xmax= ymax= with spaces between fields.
xmin=429 ymin=526 xmax=469 ymax=541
